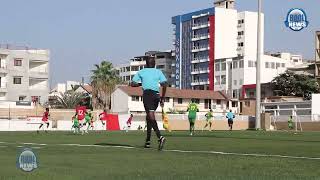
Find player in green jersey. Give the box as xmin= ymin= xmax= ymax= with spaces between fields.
xmin=72 ymin=115 xmax=80 ymax=134
xmin=84 ymin=110 xmax=93 ymax=133
xmin=203 ymin=109 xmax=214 ymax=131
xmin=187 ymin=99 xmax=199 ymax=136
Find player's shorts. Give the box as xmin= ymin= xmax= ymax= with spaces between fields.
xmin=143 ymin=90 xmax=160 ymax=112
xmin=228 ymin=119 xmax=233 ymax=125
xmin=189 ymin=118 xmax=195 ymax=124
xmin=41 ymin=120 xmax=49 ymax=125
xmin=79 ymin=119 xmax=84 ymax=126
xmin=206 ymin=120 xmax=213 ymax=124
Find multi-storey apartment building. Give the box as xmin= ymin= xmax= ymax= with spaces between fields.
xmin=172 ymin=0 xmax=302 ymax=100
xmin=116 ymin=51 xmax=175 ymax=86
xmin=0 ymin=44 xmax=49 ymax=104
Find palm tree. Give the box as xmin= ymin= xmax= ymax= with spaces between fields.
xmin=91 ymin=61 xmax=121 ymax=109
xmin=54 ymin=90 xmax=84 ymax=109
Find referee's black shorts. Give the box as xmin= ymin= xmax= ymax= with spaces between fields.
xmin=143 ymin=90 xmax=160 ymax=112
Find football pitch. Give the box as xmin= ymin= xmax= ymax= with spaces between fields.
xmin=0 ymin=130 xmax=319 ymax=180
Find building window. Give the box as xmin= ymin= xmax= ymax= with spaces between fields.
xmin=234 ymin=80 xmax=237 ymax=86
xmin=265 ymin=62 xmax=270 ymax=68
xmin=281 ymin=63 xmax=285 ymax=68
xmin=13 ymin=77 xmax=22 ymax=84
xmin=19 ymin=96 xmax=25 ymax=101
xmin=216 ymin=100 xmax=221 ymax=105
xmin=271 ymin=62 xmax=275 ymax=69
xmin=14 ymin=59 xmax=22 ymax=66
xmin=276 ymin=63 xmax=280 ymax=68
xmin=156 ymin=65 xmax=165 ymax=69
xmin=165 ymin=97 xmax=170 ymax=102
xmin=232 ymin=101 xmax=237 ymax=107
xmin=245 ymin=101 xmax=250 ymax=107
xmin=248 ymin=61 xmax=256 ymax=68
xmin=238 ymin=19 xmax=244 ymax=24
xmin=131 ymin=96 xmax=139 ymax=102
xmin=238 ymin=31 xmax=244 ymax=36
xmin=238 ymin=42 xmax=244 ymax=47
xmin=205 ymin=99 xmax=211 ymax=109
xmin=178 ymin=98 xmax=183 ymax=104
xmin=215 ymin=63 xmax=220 ymax=71
xmin=194 ymin=99 xmax=200 ymax=104
xmin=239 ymin=79 xmax=243 ymax=85
xmin=221 ymin=63 xmax=226 ymax=71
xmin=221 ymin=75 xmax=226 ymax=85
xmin=233 ymin=61 xmax=238 ymax=69
xmin=215 ymin=76 xmax=220 ymax=85
xmin=131 ymin=66 xmax=139 ymax=71
xmin=239 ymin=60 xmax=244 ymax=68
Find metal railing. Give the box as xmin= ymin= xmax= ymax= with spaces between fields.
xmin=193 ymin=34 xmax=209 ymax=39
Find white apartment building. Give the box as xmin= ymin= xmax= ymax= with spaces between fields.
xmin=116 ymin=51 xmax=175 ymax=86
xmin=0 ymin=45 xmax=49 ymax=104
xmin=172 ymin=0 xmax=303 ymax=100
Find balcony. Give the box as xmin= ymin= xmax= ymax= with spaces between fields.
xmin=192 ymin=22 xmax=210 ymax=30
xmin=29 ymin=52 xmax=49 ymax=62
xmin=191 ymin=57 xmax=209 ymax=64
xmin=191 ymin=68 xmax=209 ymax=75
xmin=0 ymin=48 xmax=10 ymax=56
xmin=192 ymin=34 xmax=210 ymax=41
xmin=29 ymin=69 xmax=49 ymax=79
xmin=192 ymin=46 xmax=210 ymax=53
xmin=0 ymin=65 xmax=8 ymax=74
xmin=191 ymin=79 xmax=210 ymax=86
xmin=0 ymin=83 xmax=7 ymax=93
xmin=237 ymin=47 xmax=243 ymax=51
xmin=237 ymin=35 xmax=243 ymax=40
xmin=192 ymin=12 xmax=210 ymax=19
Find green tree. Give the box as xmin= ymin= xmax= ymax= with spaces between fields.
xmin=52 ymin=90 xmax=84 ymax=109
xmin=271 ymin=71 xmax=319 ymax=100
xmin=91 ymin=61 xmax=121 ymax=109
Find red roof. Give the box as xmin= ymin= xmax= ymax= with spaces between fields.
xmin=81 ymin=85 xmax=93 ymax=94
xmin=118 ymin=86 xmax=228 ymax=100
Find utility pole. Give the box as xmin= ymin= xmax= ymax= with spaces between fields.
xmin=255 ymin=0 xmax=262 ymax=129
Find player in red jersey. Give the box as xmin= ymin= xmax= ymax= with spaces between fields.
xmin=75 ymin=104 xmax=87 ymax=134
xmin=37 ymin=108 xmax=50 ymax=133
xmin=99 ymin=109 xmax=108 ymax=126
xmin=125 ymin=114 xmax=133 ymax=132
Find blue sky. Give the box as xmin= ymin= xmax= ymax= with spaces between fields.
xmin=0 ymin=0 xmax=318 ymax=87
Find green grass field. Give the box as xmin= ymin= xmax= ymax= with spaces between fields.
xmin=0 ymin=130 xmax=319 ymax=180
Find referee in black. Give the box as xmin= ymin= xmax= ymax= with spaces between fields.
xmin=131 ymin=57 xmax=167 ymax=150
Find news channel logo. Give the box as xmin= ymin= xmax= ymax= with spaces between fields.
xmin=284 ymin=8 xmax=309 ymax=31
xmin=16 ymin=148 xmax=38 ymax=172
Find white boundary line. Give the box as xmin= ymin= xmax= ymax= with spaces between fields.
xmin=0 ymin=141 xmax=319 ymax=160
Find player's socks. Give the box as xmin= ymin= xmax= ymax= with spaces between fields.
xmin=144 ymin=141 xmax=151 ymax=148
xmin=158 ymin=136 xmax=166 ymax=151
xmin=146 ymin=121 xmax=152 ymax=141
xmin=150 ymin=120 xmax=161 ymax=139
